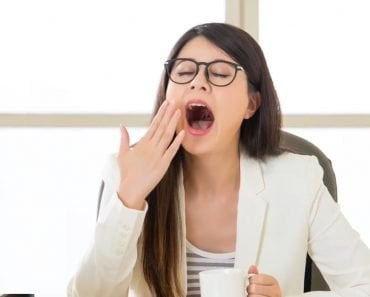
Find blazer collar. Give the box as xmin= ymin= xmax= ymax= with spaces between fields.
xmin=234 ymin=155 xmax=268 ymax=269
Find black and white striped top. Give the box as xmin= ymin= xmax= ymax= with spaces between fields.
xmin=186 ymin=240 xmax=235 ymax=297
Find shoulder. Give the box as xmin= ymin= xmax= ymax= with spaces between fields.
xmin=242 ymin=153 xmax=328 ymax=213
xmin=262 ymin=152 xmax=323 ymax=176
xmin=253 ymin=152 xmax=324 ymax=193
xmin=269 ymin=152 xmax=323 ymax=184
xmin=241 ymin=151 xmax=324 ymax=186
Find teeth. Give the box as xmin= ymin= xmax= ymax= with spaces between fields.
xmin=187 ymin=103 xmax=206 ymax=110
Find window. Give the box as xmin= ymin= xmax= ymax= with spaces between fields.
xmin=259 ymin=0 xmax=370 ymax=114
xmin=0 ymin=1 xmax=225 ymax=295
xmin=0 ymin=0 xmax=224 ymax=113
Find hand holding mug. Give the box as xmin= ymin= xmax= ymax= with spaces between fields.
xmin=199 ymin=266 xmax=281 ymax=297
xmin=247 ymin=265 xmax=282 ymax=297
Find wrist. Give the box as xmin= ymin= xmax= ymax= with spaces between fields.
xmin=117 ymin=187 xmax=146 ymax=211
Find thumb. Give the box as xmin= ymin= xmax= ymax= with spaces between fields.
xmin=248 ymin=265 xmax=259 ymax=276
xmin=119 ymin=125 xmax=130 ymax=154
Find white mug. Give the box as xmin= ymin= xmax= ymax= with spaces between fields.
xmin=199 ymin=268 xmax=248 ymax=297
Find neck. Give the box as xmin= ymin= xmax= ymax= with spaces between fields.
xmin=183 ymin=147 xmax=241 ymax=199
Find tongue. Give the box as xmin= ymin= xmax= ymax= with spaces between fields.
xmin=191 ymin=120 xmax=213 ymax=130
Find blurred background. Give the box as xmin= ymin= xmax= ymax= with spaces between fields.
xmin=1 ymin=0 xmax=369 ymax=296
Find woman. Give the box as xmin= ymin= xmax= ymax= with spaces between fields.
xmin=68 ymin=23 xmax=370 ymax=297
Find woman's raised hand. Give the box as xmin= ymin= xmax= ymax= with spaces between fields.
xmin=117 ymin=100 xmax=185 ymax=210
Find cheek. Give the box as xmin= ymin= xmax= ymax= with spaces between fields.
xmin=235 ymin=92 xmax=249 ymax=117
xmin=220 ymin=92 xmax=249 ymax=119
xmin=216 ymin=99 xmax=248 ymax=133
xmin=165 ymin=84 xmax=185 ymax=131
xmin=165 ymin=85 xmax=185 ymax=117
xmin=165 ymin=83 xmax=181 ymax=102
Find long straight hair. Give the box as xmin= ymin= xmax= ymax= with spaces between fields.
xmin=141 ymin=23 xmax=282 ymax=296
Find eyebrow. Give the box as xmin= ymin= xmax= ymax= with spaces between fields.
xmin=175 ymin=57 xmax=239 ymax=64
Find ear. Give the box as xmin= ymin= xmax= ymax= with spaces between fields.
xmin=244 ymin=91 xmax=261 ymax=119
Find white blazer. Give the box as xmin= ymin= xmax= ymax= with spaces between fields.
xmin=68 ymin=152 xmax=370 ymax=297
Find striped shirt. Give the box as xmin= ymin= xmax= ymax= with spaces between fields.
xmin=186 ymin=240 xmax=235 ymax=297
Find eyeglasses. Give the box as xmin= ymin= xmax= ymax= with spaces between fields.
xmin=164 ymin=58 xmax=244 ymax=87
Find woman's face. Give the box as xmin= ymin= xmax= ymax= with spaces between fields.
xmin=165 ymin=36 xmax=258 ymax=157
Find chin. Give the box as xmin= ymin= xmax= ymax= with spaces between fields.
xmin=180 ymin=138 xmax=213 ymax=157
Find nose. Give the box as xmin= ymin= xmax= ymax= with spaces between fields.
xmin=189 ymin=65 xmax=210 ymax=91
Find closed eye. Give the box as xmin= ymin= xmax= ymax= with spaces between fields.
xmin=177 ymin=71 xmax=196 ymax=77
xmin=209 ymin=72 xmax=230 ymax=78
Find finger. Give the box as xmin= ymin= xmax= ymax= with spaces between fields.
xmin=146 ymin=100 xmax=169 ymax=140
xmin=162 ymin=130 xmax=185 ymax=162
xmin=151 ymin=100 xmax=178 ymax=144
xmin=247 ymin=282 xmax=275 ymax=296
xmin=118 ymin=125 xmax=130 ymax=157
xmin=157 ymin=109 xmax=181 ymax=151
xmin=247 ymin=271 xmax=281 ymax=297
xmin=249 ymin=274 xmax=276 ymax=286
xmin=248 ymin=265 xmax=259 ymax=276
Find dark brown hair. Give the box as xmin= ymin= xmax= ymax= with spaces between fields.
xmin=142 ymin=23 xmax=282 ymax=297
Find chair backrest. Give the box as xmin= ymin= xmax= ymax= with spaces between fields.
xmin=280 ymin=130 xmax=338 ymax=292
xmin=96 ymin=131 xmax=338 ymax=292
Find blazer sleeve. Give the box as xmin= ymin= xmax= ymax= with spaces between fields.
xmin=294 ymin=157 xmax=370 ymax=297
xmin=67 ymin=154 xmax=148 ymax=297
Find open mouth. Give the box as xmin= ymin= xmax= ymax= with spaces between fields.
xmin=186 ymin=103 xmax=214 ymax=130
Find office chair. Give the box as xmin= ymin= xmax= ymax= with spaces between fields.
xmin=96 ymin=130 xmax=337 ymax=292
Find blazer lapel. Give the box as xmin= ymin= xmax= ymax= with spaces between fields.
xmin=235 ymin=155 xmax=268 ymax=269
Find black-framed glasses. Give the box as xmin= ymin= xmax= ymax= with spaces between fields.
xmin=164 ymin=58 xmax=244 ymax=87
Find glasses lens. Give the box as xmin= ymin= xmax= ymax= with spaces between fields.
xmin=169 ymin=60 xmax=197 ymax=84
xmin=208 ymin=62 xmax=237 ymax=86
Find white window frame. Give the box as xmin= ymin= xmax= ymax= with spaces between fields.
xmin=1 ymin=0 xmax=370 ymax=128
